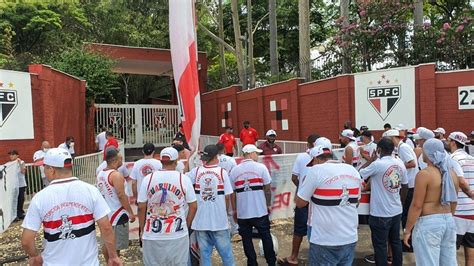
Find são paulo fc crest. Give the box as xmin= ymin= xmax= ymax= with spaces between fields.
xmin=367 ymin=86 xmax=401 ymax=121
xmin=0 ymin=90 xmax=17 ymax=127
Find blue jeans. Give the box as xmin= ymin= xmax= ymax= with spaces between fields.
xmin=309 ymin=242 xmax=356 ymax=266
xmin=412 ymin=213 xmax=457 ymax=266
xmin=369 ymin=214 xmax=403 ymax=266
xmin=195 ymin=230 xmax=235 ymax=266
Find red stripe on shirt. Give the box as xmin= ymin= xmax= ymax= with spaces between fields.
xmin=43 ymin=214 xmax=94 ymax=229
xmin=313 ymin=188 xmax=360 ymax=197
xmin=110 ymin=207 xmax=125 ymax=223
xmin=360 ymin=193 xmax=370 ymax=204
xmin=235 ymin=178 xmax=263 ymax=186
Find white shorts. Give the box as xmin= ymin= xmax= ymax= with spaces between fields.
xmin=455 ymin=217 xmax=474 ymax=235
xmin=142 ymin=236 xmax=189 ymax=266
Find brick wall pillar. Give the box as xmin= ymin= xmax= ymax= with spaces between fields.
xmin=417 ymin=64 xmax=436 ymax=128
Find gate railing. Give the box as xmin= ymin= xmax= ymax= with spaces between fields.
xmin=95 ymin=104 xmax=179 ymax=148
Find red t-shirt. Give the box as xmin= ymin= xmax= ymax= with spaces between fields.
xmin=218 ymin=133 xmax=236 ymax=154
xmin=103 ymin=138 xmax=119 ymax=160
xmin=240 ymin=127 xmax=259 ymax=146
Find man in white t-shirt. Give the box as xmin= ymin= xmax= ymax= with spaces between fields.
xmin=172 ymin=144 xmax=188 ymax=174
xmin=21 ymin=148 xmax=122 ymax=266
xmin=217 ymin=143 xmax=237 ymax=174
xmin=385 ymin=129 xmax=418 ymax=229
xmin=340 ymin=129 xmax=361 ymax=168
xmin=95 ymin=125 xmax=107 ymax=151
xmin=130 ymin=143 xmax=162 ymax=202
xmin=33 ymin=141 xmax=51 ymax=187
xmin=187 ymin=144 xmax=235 ymax=265
xmin=296 ymin=145 xmax=362 ymax=265
xmin=358 ymin=131 xmax=377 ymax=170
xmin=8 ymin=150 xmax=27 ymax=219
xmin=278 ymin=134 xmax=319 ymax=265
xmin=230 ymin=144 xmax=276 ymax=266
xmin=137 ymin=147 xmax=197 ymax=265
xmin=359 ymin=138 xmax=408 ymax=265
xmin=58 ymin=136 xmax=76 ymax=157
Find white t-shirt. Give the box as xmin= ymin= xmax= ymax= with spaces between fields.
xmin=297 ymin=160 xmax=362 ymax=246
xmin=342 ymin=141 xmax=361 ymax=168
xmin=176 ymin=160 xmax=186 ymax=174
xmin=229 ymin=159 xmax=272 ymax=219
xmin=14 ymin=160 xmax=27 ymax=188
xmin=358 ymin=142 xmax=377 ymax=170
xmin=130 ymin=158 xmax=163 ymax=194
xmin=22 ymin=177 xmax=110 ymax=266
xmin=95 ymin=132 xmax=107 ymax=151
xmin=359 ymin=156 xmax=408 ymax=217
xmin=452 ymin=149 xmax=474 ymax=219
xmin=218 ymin=154 xmax=237 ymax=174
xmin=58 ymin=143 xmax=75 ymax=155
xmin=292 ymin=152 xmax=312 ymax=182
xmin=187 ymin=165 xmax=233 ymax=231
xmin=397 ymin=142 xmax=418 ymax=188
xmin=137 ymin=170 xmax=197 ymax=240
xmin=33 ymin=150 xmax=47 ymax=180
xmin=404 ymin=138 xmax=415 ymax=149
xmin=96 ymin=161 xmax=130 ymax=178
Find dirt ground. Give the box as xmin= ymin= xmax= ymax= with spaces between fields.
xmin=0 ymin=218 xmax=466 ymax=265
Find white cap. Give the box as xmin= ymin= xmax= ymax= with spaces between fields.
xmin=314 ymin=137 xmax=332 ymax=150
xmin=242 ymin=144 xmax=263 ymax=154
xmin=40 ymin=148 xmax=73 ymax=168
xmin=395 ymin=124 xmax=407 ymax=130
xmin=433 ymin=127 xmax=446 ymax=135
xmin=448 ymin=131 xmax=468 ymax=145
xmin=412 ymin=134 xmax=421 ymax=140
xmin=384 ymin=129 xmax=401 ymax=137
xmin=416 ymin=127 xmax=435 ymax=140
xmin=266 ymin=129 xmax=277 ymax=136
xmin=340 ymin=129 xmax=356 ymax=141
xmin=160 ymin=147 xmax=179 ymax=161
xmin=307 ymin=145 xmax=332 ymax=166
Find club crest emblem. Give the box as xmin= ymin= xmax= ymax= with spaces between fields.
xmin=0 ymin=90 xmax=17 ymax=127
xmin=367 ymin=86 xmax=401 ymax=121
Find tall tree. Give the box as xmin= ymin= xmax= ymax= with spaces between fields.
xmin=230 ymin=0 xmax=246 ymax=89
xmin=340 ymin=0 xmax=351 ymax=73
xmin=218 ymin=0 xmax=228 ymax=87
xmin=247 ymin=0 xmax=255 ymax=88
xmin=414 ymin=0 xmax=424 ymax=28
xmin=298 ymin=0 xmax=310 ymax=81
xmin=268 ymin=0 xmax=279 ymax=80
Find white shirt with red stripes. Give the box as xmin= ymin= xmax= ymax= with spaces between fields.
xmin=187 ymin=164 xmax=233 ymax=231
xmin=137 ymin=170 xmax=197 ymax=240
xmin=359 ymin=156 xmax=408 ymax=217
xmin=96 ymin=169 xmax=128 ymax=226
xmin=229 ymin=159 xmax=272 ymax=219
xmin=22 ymin=177 xmax=110 ymax=266
xmin=342 ymin=141 xmax=361 ymax=168
xmin=298 ymin=160 xmax=362 ymax=246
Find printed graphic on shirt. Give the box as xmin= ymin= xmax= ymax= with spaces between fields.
xmin=383 ymin=165 xmax=402 ymax=193
xmin=145 ymin=183 xmax=185 ymax=234
xmin=140 ymin=164 xmax=154 ymax=177
xmin=194 ymin=170 xmax=225 ymax=201
xmin=233 ymin=171 xmax=264 ymax=193
xmin=58 ymin=215 xmax=75 ymax=240
xmin=311 ymin=175 xmax=361 ymax=207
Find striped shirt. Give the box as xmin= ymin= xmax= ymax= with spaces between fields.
xmin=452 ymin=149 xmax=474 ymax=219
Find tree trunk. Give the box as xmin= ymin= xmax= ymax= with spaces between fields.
xmin=218 ymin=0 xmax=228 ymax=87
xmin=414 ymin=0 xmax=424 ymax=29
xmin=269 ymin=0 xmax=279 ymax=80
xmin=247 ymin=0 xmax=255 ymax=88
xmin=230 ymin=0 xmax=246 ymax=89
xmin=298 ymin=0 xmax=311 ymax=81
xmin=340 ymin=0 xmax=351 ymax=74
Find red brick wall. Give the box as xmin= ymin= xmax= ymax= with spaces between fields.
xmin=0 ymin=65 xmax=86 ymax=163
xmin=201 ymin=65 xmax=474 ymax=144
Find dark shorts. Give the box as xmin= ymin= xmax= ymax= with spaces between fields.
xmin=294 ymin=206 xmax=308 ymax=236
xmin=457 ymin=233 xmax=474 ymax=249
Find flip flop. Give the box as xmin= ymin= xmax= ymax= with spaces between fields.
xmin=277 ymin=257 xmax=298 ymax=266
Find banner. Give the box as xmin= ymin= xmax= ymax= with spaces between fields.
xmin=0 ymin=161 xmax=19 ymax=234
xmin=0 ymin=69 xmax=34 ymax=140
xmin=355 ymin=66 xmax=415 ymax=130
xmin=169 ymin=0 xmax=201 ymax=152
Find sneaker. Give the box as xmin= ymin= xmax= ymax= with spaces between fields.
xmin=364 ymin=254 xmax=376 ymax=264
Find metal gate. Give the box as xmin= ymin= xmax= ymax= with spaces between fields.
xmin=94 ymin=104 xmax=179 ymax=148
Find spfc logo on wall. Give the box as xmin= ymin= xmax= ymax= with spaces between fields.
xmin=0 ymin=90 xmax=17 ymax=127
xmin=367 ymin=86 xmax=401 ymax=121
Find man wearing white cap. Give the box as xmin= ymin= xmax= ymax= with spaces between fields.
xmin=230 ymin=144 xmax=276 ymax=266
xmin=21 ymin=148 xmax=122 ymax=266
xmin=448 ymin=132 xmax=474 ymax=265
xmin=258 ymin=129 xmax=283 ymax=155
xmin=296 ymin=144 xmax=362 ymax=265
xmin=340 ymin=129 xmax=361 ymax=168
xmin=385 ymin=129 xmax=418 ymax=229
xmin=434 ymin=127 xmax=446 ymax=140
xmin=395 ymin=124 xmax=415 ymax=149
xmin=137 ymin=147 xmax=197 ymax=266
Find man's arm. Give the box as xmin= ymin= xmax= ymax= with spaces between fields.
xmin=344 ymin=147 xmax=353 ymax=165
xmin=458 ymin=176 xmax=472 ymax=198
xmin=138 ymin=202 xmax=147 ymax=239
xmin=110 ymin=172 xmax=135 ymax=222
xmin=186 ymin=201 xmax=197 ymax=228
xmin=131 ymin=180 xmax=138 ymax=203
xmin=291 ymin=174 xmax=299 ymax=187
xmin=264 ymin=184 xmax=272 ymax=212
xmin=21 ymin=229 xmax=42 ymax=265
xmin=19 ymin=160 xmax=26 ymax=174
xmin=97 ymin=216 xmax=122 ymax=265
xmin=404 ymin=160 xmax=416 ymax=169
xmin=295 ymin=196 xmax=308 ymax=208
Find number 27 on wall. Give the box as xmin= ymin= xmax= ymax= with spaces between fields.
xmin=459 ymin=86 xmax=474 ymax=110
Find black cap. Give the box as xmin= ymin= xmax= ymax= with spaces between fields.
xmin=143 ymin=143 xmax=156 ymax=155
xmin=361 ymin=130 xmax=372 ymax=138
xmin=225 ymin=126 xmax=233 ymax=129
xmin=200 ymin=145 xmax=219 ymax=162
xmin=360 ymin=126 xmax=368 ymax=131
xmin=8 ymin=150 xmax=19 ymax=155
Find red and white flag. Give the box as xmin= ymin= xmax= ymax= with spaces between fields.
xmin=169 ymin=0 xmax=201 ymax=152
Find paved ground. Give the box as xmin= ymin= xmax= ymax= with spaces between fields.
xmin=0 ymin=218 xmax=466 ymax=265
